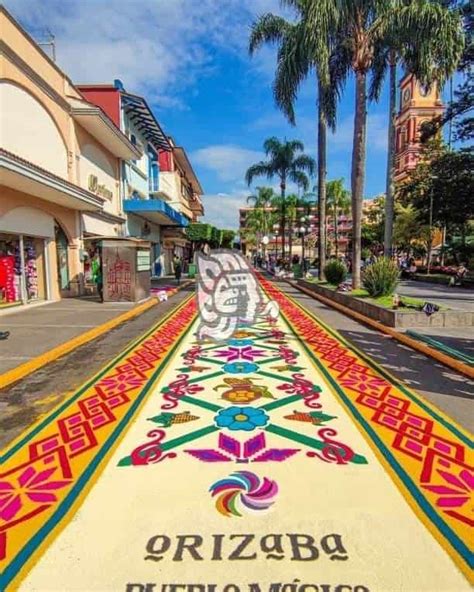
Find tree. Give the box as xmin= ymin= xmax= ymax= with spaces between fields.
xmin=249 ymin=0 xmax=338 ymax=280
xmin=326 ymin=179 xmax=351 ymax=259
xmin=398 ymin=137 xmax=474 ymax=267
xmin=393 ymin=203 xmax=430 ymax=255
xmin=400 ymin=141 xmax=474 ymax=236
xmin=245 ymin=137 xmax=315 ymax=258
xmin=420 ymin=0 xmax=472 ymax=145
xmin=329 ymin=0 xmax=463 ymax=288
xmin=361 ymin=195 xmax=385 ymax=252
xmin=285 ymin=193 xmax=299 ymax=261
xmin=368 ymin=0 xmax=464 ymax=257
xmin=221 ymin=230 xmax=236 ymax=249
xmin=245 ymin=186 xmax=277 ymax=260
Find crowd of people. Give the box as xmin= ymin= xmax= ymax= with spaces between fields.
xmin=251 ymin=251 xmax=469 ymax=286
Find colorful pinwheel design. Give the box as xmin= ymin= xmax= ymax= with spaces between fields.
xmin=209 ymin=471 xmax=278 ymax=517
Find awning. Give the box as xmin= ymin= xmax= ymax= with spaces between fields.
xmin=121 ymin=93 xmax=171 ymax=152
xmin=0 ymin=149 xmax=103 ymax=211
xmin=70 ymin=99 xmax=141 ymax=160
xmin=82 ymin=213 xmax=119 ymax=236
xmin=124 ymin=198 xmax=189 ymax=227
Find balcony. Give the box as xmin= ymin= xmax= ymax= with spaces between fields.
xmin=126 ymin=163 xmax=149 ymax=198
xmin=123 ymin=197 xmax=188 ymax=227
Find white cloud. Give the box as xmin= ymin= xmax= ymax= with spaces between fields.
xmin=4 ymin=0 xmax=284 ymax=108
xmin=192 ymin=145 xmax=263 ymax=182
xmin=201 ymin=190 xmax=249 ymax=230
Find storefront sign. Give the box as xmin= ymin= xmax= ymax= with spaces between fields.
xmin=88 ymin=174 xmax=113 ymax=199
xmin=137 ymin=249 xmax=151 ymax=272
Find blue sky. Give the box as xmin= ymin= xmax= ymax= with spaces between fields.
xmin=4 ymin=0 xmax=443 ymax=229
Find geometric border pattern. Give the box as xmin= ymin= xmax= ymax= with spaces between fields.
xmin=259 ymin=275 xmax=473 ymax=582
xmin=0 ymin=296 xmax=196 ymax=590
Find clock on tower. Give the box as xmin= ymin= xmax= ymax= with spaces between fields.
xmin=394 ymin=74 xmax=444 ymax=184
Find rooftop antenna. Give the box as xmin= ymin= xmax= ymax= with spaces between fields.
xmin=36 ymin=28 xmax=56 ymax=62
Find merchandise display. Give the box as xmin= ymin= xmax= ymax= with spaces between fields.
xmin=0 ymin=236 xmax=21 ymax=305
xmin=24 ymin=238 xmax=39 ymax=300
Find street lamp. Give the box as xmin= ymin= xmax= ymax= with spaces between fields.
xmin=273 ymin=231 xmax=279 ymax=257
xmin=427 ymin=175 xmax=438 ymax=275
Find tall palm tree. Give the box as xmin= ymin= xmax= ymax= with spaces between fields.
xmin=330 ymin=0 xmax=464 ymax=288
xmin=249 ymin=0 xmax=338 ymax=280
xmin=368 ymin=1 xmax=464 ymax=258
xmin=326 ymin=178 xmax=351 ymax=259
xmin=245 ymin=137 xmax=315 ymax=258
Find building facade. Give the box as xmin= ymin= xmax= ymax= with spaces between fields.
xmin=158 ymin=137 xmax=204 ymax=273
xmin=394 ymin=74 xmax=444 ymax=183
xmin=79 ymin=83 xmax=204 ymax=276
xmin=0 ymin=7 xmax=139 ymax=308
xmin=239 ymin=199 xmax=378 ymax=259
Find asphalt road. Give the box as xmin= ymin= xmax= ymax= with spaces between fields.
xmin=0 ymin=286 xmax=194 ymax=448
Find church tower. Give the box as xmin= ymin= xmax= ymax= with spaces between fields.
xmin=394 ymin=74 xmax=444 ymax=184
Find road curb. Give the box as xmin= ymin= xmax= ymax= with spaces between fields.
xmin=0 ymin=281 xmax=193 ymax=390
xmin=287 ymin=279 xmax=474 ymax=380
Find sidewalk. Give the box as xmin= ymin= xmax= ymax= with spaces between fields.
xmin=278 ymin=280 xmax=473 ymax=431
xmin=397 ymin=280 xmax=474 ymax=358
xmin=0 ymin=297 xmax=144 ymax=374
xmin=397 ymin=279 xmax=474 ymax=311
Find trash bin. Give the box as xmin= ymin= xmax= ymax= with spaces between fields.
xmin=292 ymin=263 xmax=302 ymax=278
xmin=188 ymin=263 xmax=197 ymax=278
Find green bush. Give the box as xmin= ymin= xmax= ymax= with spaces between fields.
xmin=186 ymin=223 xmax=213 ymax=242
xmin=362 ymin=257 xmax=399 ymax=297
xmin=361 ymin=247 xmax=371 ymax=261
xmin=324 ymin=260 xmax=347 ymax=285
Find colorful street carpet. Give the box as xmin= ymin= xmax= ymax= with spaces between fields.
xmin=0 ymin=278 xmax=472 ymax=591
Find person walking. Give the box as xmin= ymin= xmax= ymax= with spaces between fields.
xmin=173 ymin=254 xmax=182 ymax=285
xmin=91 ymin=251 xmax=104 ymax=302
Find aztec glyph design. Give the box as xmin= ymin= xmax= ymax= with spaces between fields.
xmin=0 ymin=276 xmax=472 ymax=590
xmin=209 ymin=471 xmax=279 ymax=517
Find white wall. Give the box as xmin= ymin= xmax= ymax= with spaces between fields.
xmin=79 ymin=142 xmax=119 ymax=215
xmin=0 ymin=82 xmax=68 ymax=178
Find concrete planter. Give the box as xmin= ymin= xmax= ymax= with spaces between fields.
xmin=298 ymin=279 xmax=474 ymax=328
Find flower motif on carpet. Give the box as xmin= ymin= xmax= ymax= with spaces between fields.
xmin=215 ymin=406 xmax=269 ymax=432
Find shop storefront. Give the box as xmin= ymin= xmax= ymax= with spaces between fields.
xmin=0 ymin=232 xmax=48 ymax=307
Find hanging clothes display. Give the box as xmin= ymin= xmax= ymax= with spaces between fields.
xmin=24 ymin=238 xmax=39 ymax=300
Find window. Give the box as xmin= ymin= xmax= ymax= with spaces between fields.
xmin=130 ymin=134 xmax=137 ymax=164
xmin=148 ymin=146 xmax=159 ymax=193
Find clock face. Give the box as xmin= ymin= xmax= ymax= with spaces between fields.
xmin=403 ymin=88 xmax=411 ymax=103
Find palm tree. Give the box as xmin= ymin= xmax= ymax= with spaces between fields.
xmin=285 ymin=193 xmax=299 ymax=262
xmin=368 ymin=1 xmax=465 ymax=258
xmin=245 ymin=137 xmax=315 ymax=259
xmin=249 ymin=0 xmax=338 ymax=280
xmin=246 ymin=186 xmax=277 ymax=260
xmin=326 ymin=179 xmax=351 ymax=260
xmin=329 ymin=0 xmax=464 ymax=288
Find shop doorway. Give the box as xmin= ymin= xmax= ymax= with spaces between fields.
xmin=55 ymin=224 xmax=70 ymax=293
xmin=0 ymin=233 xmax=47 ymax=307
